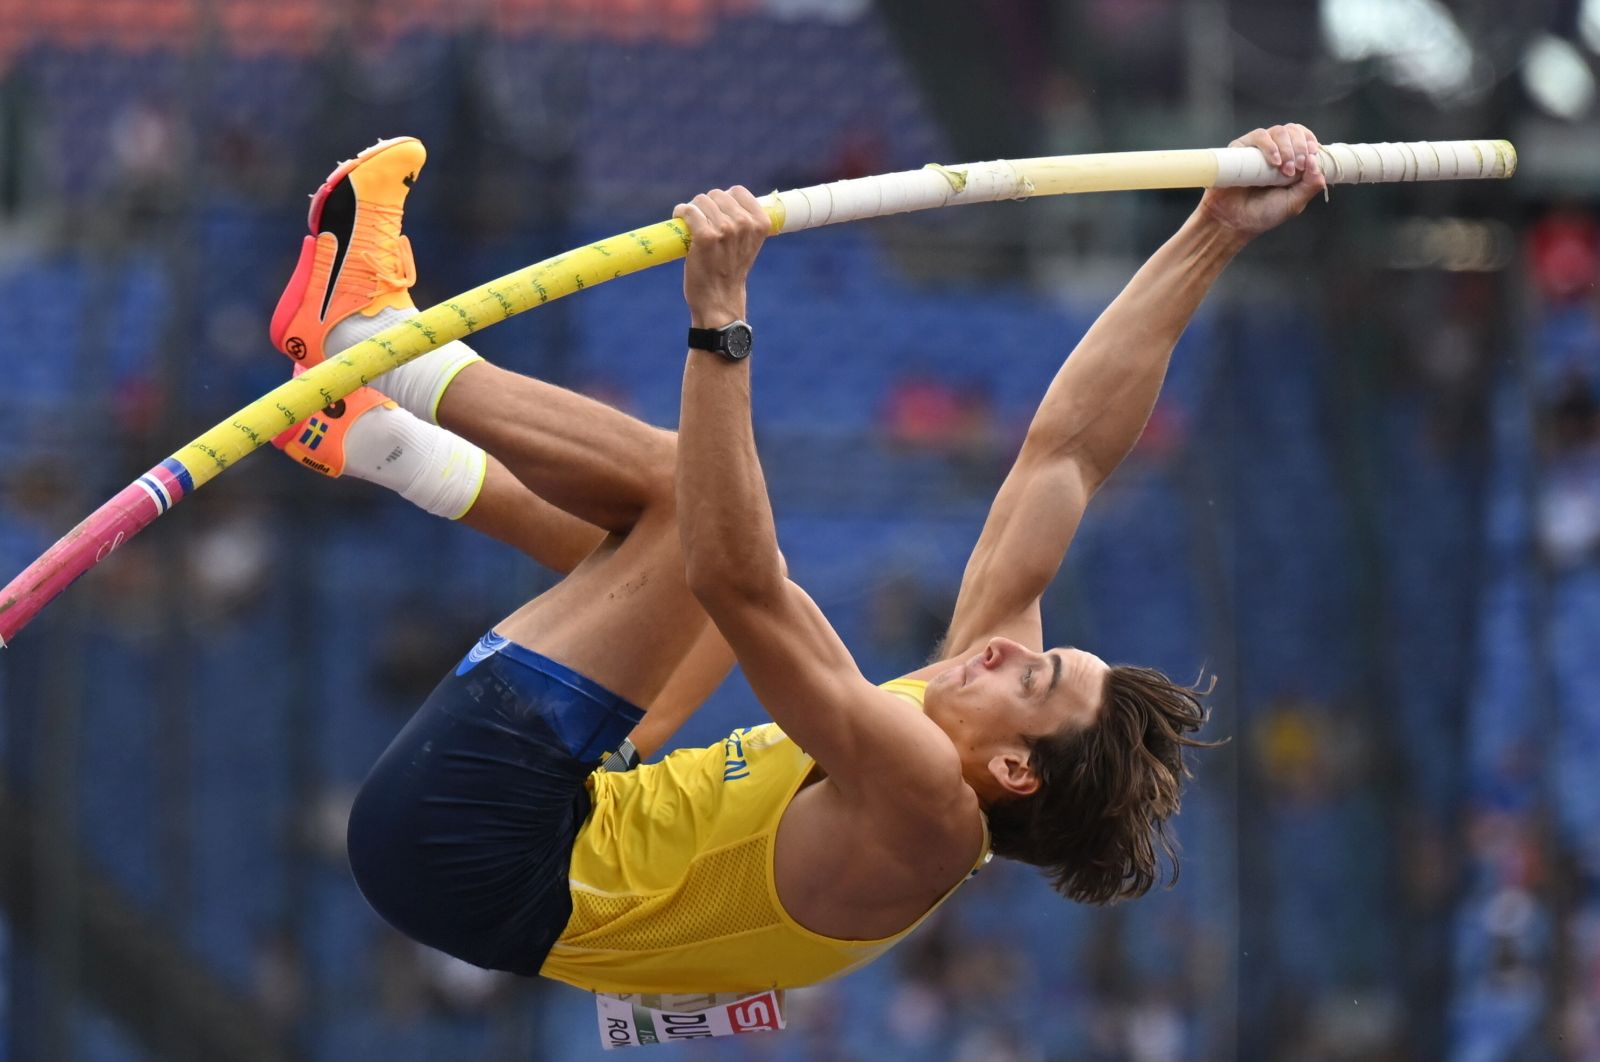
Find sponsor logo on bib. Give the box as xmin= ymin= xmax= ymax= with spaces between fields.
xmin=595 ymin=990 xmax=784 ymax=1049
xmin=730 ymin=994 xmax=781 ymax=1032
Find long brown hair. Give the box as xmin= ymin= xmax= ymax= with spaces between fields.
xmin=984 ymin=664 xmax=1221 ymax=904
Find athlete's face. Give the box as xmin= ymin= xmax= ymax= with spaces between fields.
xmin=924 ymin=637 xmax=1109 ymax=802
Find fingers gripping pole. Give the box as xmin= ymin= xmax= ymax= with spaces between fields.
xmin=0 ymin=138 xmax=1517 ymax=646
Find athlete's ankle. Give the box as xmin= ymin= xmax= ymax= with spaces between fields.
xmin=326 ymin=306 xmax=484 ymax=425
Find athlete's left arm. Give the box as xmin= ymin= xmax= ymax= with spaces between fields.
xmin=939 ymin=124 xmax=1329 ymax=655
xmin=671 ymin=187 xmax=973 ymax=823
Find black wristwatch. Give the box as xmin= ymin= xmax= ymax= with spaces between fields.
xmin=687 ymin=320 xmax=754 ymax=361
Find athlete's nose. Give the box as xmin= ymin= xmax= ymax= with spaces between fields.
xmin=983 ymin=637 xmax=1023 ymax=668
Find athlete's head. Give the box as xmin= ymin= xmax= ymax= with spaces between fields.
xmin=923 ymin=637 xmax=1216 ymax=905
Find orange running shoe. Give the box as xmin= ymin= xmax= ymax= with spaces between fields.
xmin=269 ymin=135 xmax=425 ymax=366
xmin=272 ymin=367 xmax=398 ymax=478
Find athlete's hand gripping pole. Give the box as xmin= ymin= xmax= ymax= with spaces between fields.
xmin=0 ymin=138 xmax=1516 ymax=646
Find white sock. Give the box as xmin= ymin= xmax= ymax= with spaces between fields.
xmin=327 ymin=306 xmax=483 ymax=424
xmin=342 ymin=402 xmax=487 ymax=520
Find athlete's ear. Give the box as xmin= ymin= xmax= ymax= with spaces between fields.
xmin=988 ymin=749 xmax=1040 ymax=799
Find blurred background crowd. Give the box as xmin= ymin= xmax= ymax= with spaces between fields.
xmin=2 ymin=1 xmax=1599 ymax=1059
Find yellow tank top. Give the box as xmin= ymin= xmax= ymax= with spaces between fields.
xmin=541 ymin=678 xmax=989 ymax=994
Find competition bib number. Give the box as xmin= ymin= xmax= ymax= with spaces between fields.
xmin=595 ymin=990 xmax=785 ymax=1049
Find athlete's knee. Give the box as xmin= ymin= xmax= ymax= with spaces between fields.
xmin=636 ymin=427 xmax=678 ymax=509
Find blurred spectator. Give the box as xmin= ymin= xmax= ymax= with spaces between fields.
xmin=1250 ymin=697 xmax=1397 ymax=1054
xmin=1527 ymin=208 xmax=1600 ymax=305
xmin=1544 ymin=373 xmax=1600 ymax=456
xmin=211 ymin=123 xmax=294 ymax=203
xmin=1036 ymin=69 xmax=1102 ymax=157
xmin=184 ymin=496 xmax=276 ymax=627
xmin=1559 ymin=905 xmax=1600 ymax=1055
xmin=882 ymin=373 xmax=1007 ymax=486
xmin=1451 ymin=887 xmax=1550 ymax=1061
xmin=884 ymin=375 xmax=975 ymax=448
xmin=826 ymin=124 xmax=888 ymax=183
xmin=1121 ymin=994 xmax=1184 ymax=1062
xmin=884 ymin=926 xmax=1037 ymax=1062
xmin=90 ymin=534 xmax=167 ymax=646
xmin=370 ymin=597 xmax=493 ymax=709
xmin=374 ymin=933 xmax=514 ymax=1021
xmin=1537 ymin=374 xmax=1600 ymax=567
xmin=867 ymin=567 xmax=954 ymax=672
xmin=4 ymin=453 xmax=86 ymax=532
xmin=1404 ymin=275 xmax=1496 ymax=450
xmin=1537 ymin=447 xmax=1600 ymax=568
xmin=1130 ymin=399 xmax=1187 ymax=464
xmin=101 ymin=97 xmax=189 ymax=242
xmin=252 ymin=928 xmax=305 ymax=1026
xmin=302 ymin=785 xmax=356 ymax=865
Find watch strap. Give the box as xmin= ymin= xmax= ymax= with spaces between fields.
xmin=686 ymin=326 xmax=727 ymax=352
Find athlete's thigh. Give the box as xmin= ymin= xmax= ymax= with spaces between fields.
xmin=492 ymin=507 xmax=713 ymax=707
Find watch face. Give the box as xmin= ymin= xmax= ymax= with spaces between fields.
xmin=723 ymin=324 xmax=753 ymax=360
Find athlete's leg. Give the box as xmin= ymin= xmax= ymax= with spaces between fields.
xmin=438 ymin=360 xmax=678 ymax=536
xmin=337 ymin=354 xmax=732 ymax=975
xmin=341 ymin=367 xmax=730 ymax=978
xmin=341 ymin=401 xmax=726 ymax=972
xmin=416 ymin=349 xmax=727 ymax=712
xmin=270 ymin=135 xmax=731 ymax=741
xmin=289 ymin=395 xmax=732 ymax=747
xmin=363 ymin=396 xmax=730 ymax=746
xmin=462 ymin=456 xmax=734 ymax=754
xmin=462 ymin=456 xmax=606 ymax=575
xmin=321 ymin=142 xmax=733 ymax=976
xmin=626 ymin=622 xmax=734 ymax=760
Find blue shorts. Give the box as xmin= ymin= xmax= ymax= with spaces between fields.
xmin=346 ymin=632 xmax=644 ymax=976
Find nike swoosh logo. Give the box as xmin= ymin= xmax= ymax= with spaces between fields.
xmin=318 ymin=178 xmax=358 ymax=321
xmin=456 ymin=632 xmax=507 ymax=675
xmin=466 ymin=632 xmax=506 ymax=663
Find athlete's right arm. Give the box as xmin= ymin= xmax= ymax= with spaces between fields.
xmin=940 ymin=125 xmax=1328 ymax=656
xmin=672 ymin=188 xmax=970 ymax=819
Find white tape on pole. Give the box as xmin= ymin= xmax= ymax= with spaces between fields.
xmin=766 ymin=140 xmax=1516 ymax=233
xmin=1211 ymin=140 xmax=1517 ymax=187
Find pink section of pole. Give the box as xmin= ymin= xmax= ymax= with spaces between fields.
xmin=0 ymin=480 xmax=164 ymax=647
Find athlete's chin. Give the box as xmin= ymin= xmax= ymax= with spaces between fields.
xmin=932 ymin=664 xmax=970 ymax=704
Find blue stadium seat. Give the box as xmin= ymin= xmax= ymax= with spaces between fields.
xmin=1552 ymin=572 xmax=1600 ymax=859
xmin=1 ymin=258 xmax=87 ymax=416
xmin=188 ymin=611 xmax=294 ymax=984
xmin=77 ymin=638 xmax=163 ymax=909
xmin=74 ymin=1003 xmax=149 ymax=1062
